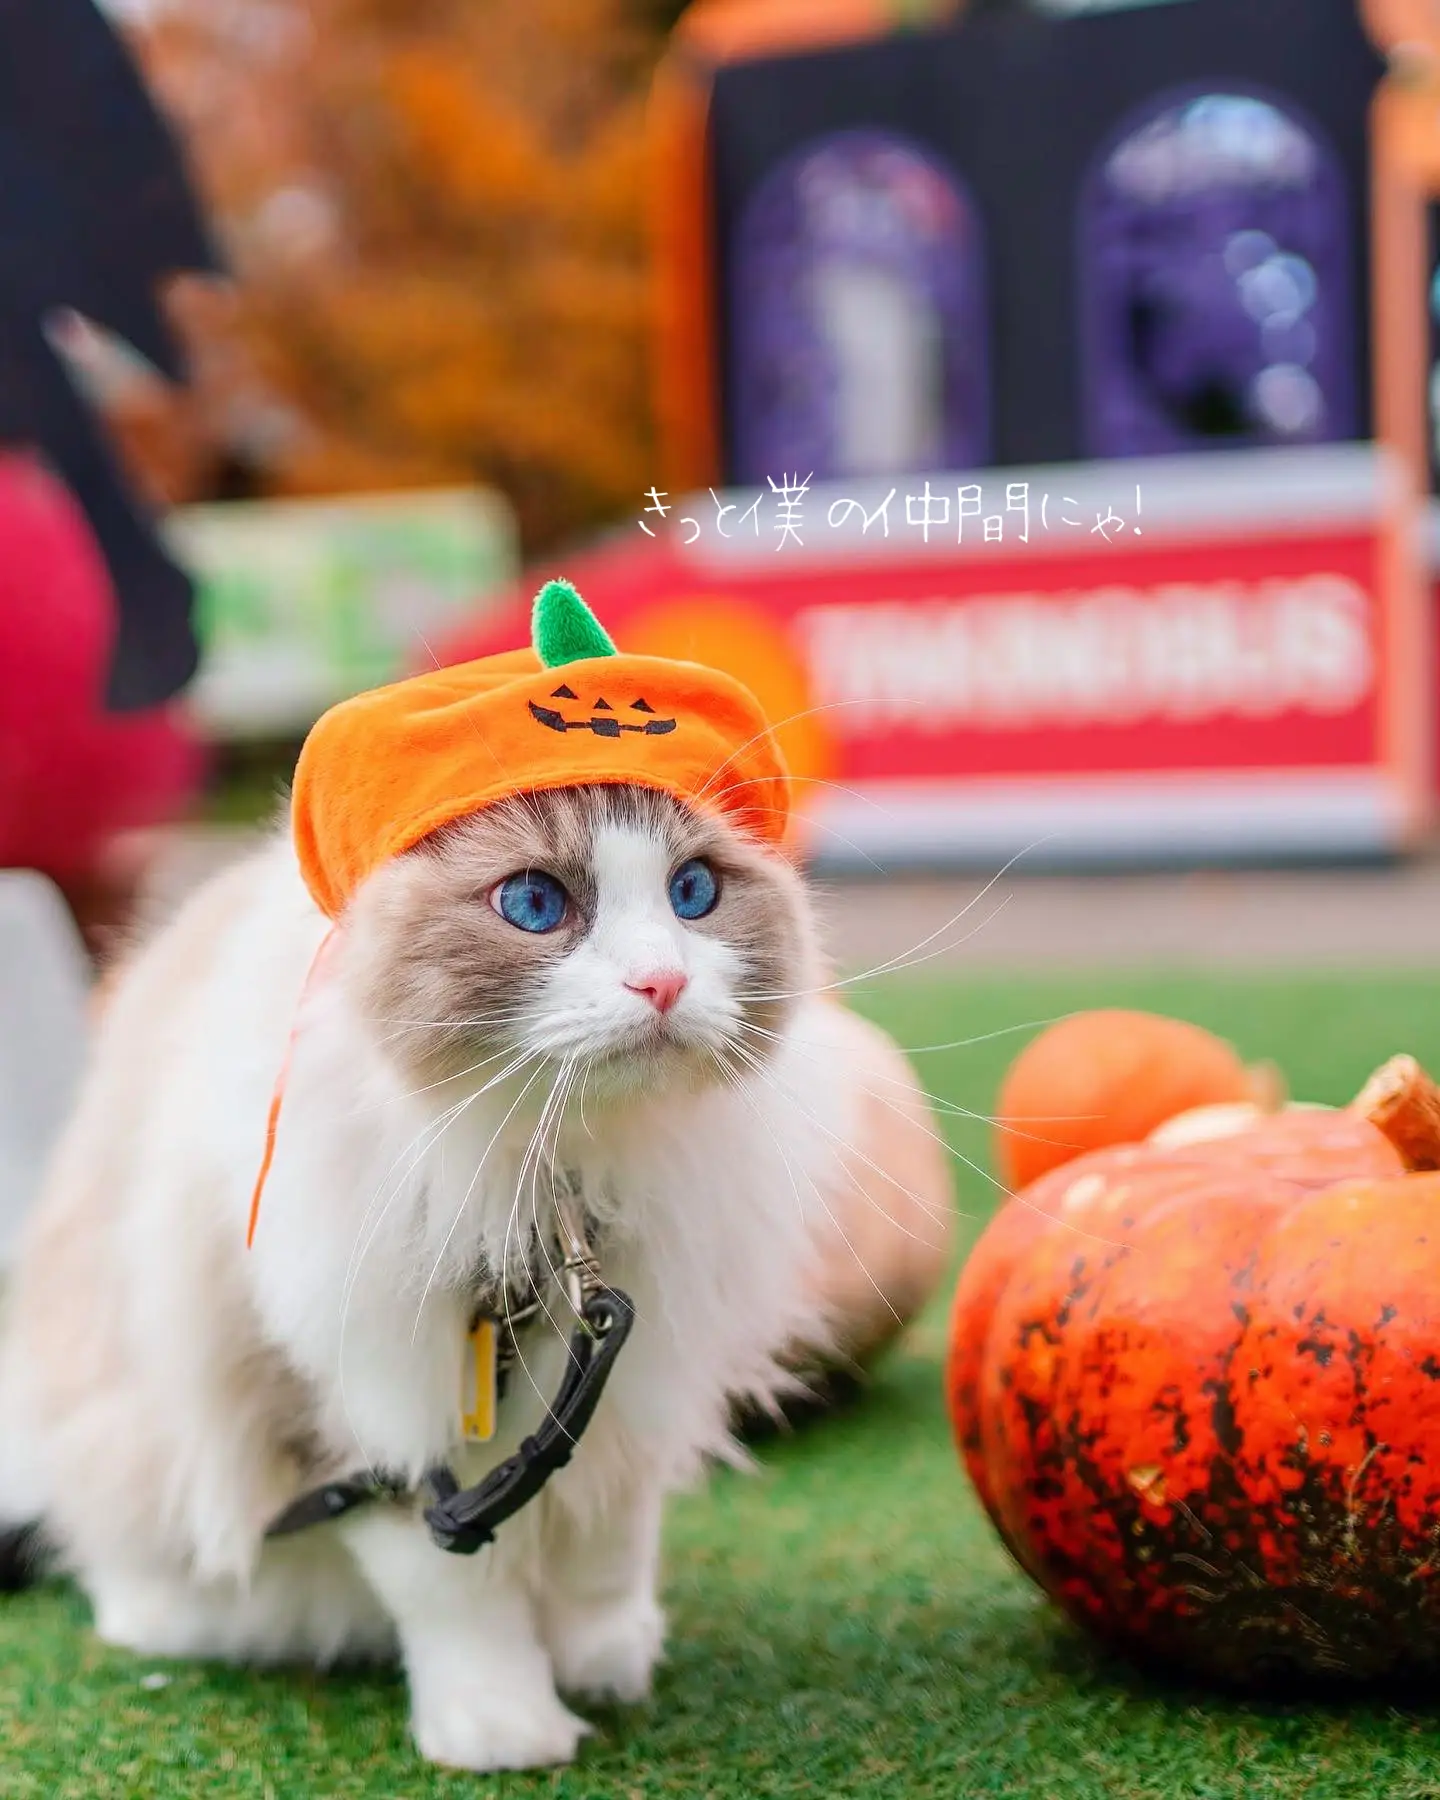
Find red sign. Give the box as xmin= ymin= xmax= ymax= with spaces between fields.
xmin=437 ymin=446 xmax=1428 ymax=866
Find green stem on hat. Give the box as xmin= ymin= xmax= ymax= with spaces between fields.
xmin=531 ymin=579 xmax=617 ymax=667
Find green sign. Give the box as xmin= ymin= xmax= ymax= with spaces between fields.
xmin=164 ymin=487 xmax=517 ymax=738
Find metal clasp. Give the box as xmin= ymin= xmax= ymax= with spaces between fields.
xmin=553 ymin=1182 xmax=602 ymax=1327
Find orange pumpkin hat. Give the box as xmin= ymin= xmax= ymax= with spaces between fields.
xmin=292 ymin=578 xmax=793 ymax=920
xmin=249 ymin=580 xmax=791 ymax=1247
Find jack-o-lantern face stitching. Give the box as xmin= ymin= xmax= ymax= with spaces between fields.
xmin=528 ymin=690 xmax=678 ymax=737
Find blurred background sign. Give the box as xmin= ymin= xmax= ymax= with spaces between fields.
xmin=167 ymin=488 xmax=516 ymax=740
xmin=11 ymin=0 xmax=1440 ymax=886
xmin=605 ymin=0 xmax=1429 ymax=864
xmin=655 ymin=0 xmax=1382 ymax=491
xmin=439 ymin=443 xmax=1423 ymax=867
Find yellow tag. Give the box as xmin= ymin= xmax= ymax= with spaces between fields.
xmin=461 ymin=1317 xmax=499 ymax=1444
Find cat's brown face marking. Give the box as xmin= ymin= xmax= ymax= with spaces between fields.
xmin=342 ymin=784 xmax=816 ymax=1092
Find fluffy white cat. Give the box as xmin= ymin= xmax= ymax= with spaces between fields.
xmin=0 ymin=781 xmax=923 ymax=1772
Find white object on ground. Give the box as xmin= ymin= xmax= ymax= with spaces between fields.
xmin=0 ymin=872 xmax=88 ymax=1267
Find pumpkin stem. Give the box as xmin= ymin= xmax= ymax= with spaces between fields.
xmin=531 ymin=578 xmax=617 ymax=668
xmin=1352 ymin=1055 xmax=1440 ymax=1170
xmin=1244 ymin=1060 xmax=1288 ymax=1114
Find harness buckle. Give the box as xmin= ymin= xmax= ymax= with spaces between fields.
xmin=263 ymin=1187 xmax=630 ymax=1553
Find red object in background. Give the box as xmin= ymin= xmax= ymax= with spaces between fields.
xmin=0 ymin=451 xmax=202 ymax=881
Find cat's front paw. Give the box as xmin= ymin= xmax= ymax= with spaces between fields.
xmin=549 ymin=1593 xmax=665 ymax=1705
xmin=411 ymin=1680 xmax=590 ymax=1772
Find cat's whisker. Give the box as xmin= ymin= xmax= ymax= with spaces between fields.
xmin=495 ymin=1075 xmax=571 ymax=1419
xmin=734 ymin=1015 xmax=1101 ymax=1146
xmin=336 ymin=1082 xmax=492 ymax=1477
xmin=734 ymin=801 xmax=888 ymax=873
xmin=736 ymin=843 xmax=1049 ymax=1007
xmin=733 ymin=1009 xmax=1078 ymax=1064
xmin=519 ymin=1063 xmax=584 ymax=1310
xmin=339 ymin=1046 xmax=543 ymax=1464
xmin=409 ymin=1060 xmax=549 ymax=1348
xmin=500 ymin=1063 xmax=592 ymax=1423
xmin=369 ymin=1006 xmax=535 ymax=1036
xmin=341 ymin=1086 xmax=483 ymax=1318
xmin=700 ymin=767 xmax=905 ymax=815
xmin=500 ymin=1063 xmax=566 ymax=1304
xmin=738 ymin=1022 xmax=1130 ymax=1245
xmin=727 ymin=1022 xmax=964 ymax=1231
xmin=576 ymin=1053 xmax=597 ymax=1141
xmin=543 ymin=1062 xmax=600 ymax=1336
xmin=728 ymin=1028 xmax=1125 ymax=1250
xmin=723 ymin=1035 xmax=952 ymax=1245
xmin=365 ymin=1023 xmax=524 ymax=1057
xmin=528 ymin=1056 xmax=645 ymax=1343
xmin=745 ymin=895 xmax=1014 ymax=1007
xmin=726 ymin=1029 xmax=970 ymax=1239
xmin=692 ymin=695 xmax=925 ymax=809
xmin=718 ymin=1047 xmax=907 ymax=1339
xmin=528 ymin=1061 xmax=585 ymax=1328
xmin=342 ymin=1082 xmax=504 ymax=1338
xmin=341 ymin=1040 xmax=546 ymax=1293
xmin=697 ymin=770 xmax=916 ymax=843
xmin=744 ymin=898 xmax=1014 ymax=1012
xmin=680 ymin=778 xmax=900 ymax=873
xmin=334 ymin=1038 xmax=536 ymax=1118
xmin=748 ymin=896 xmax=1015 ymax=1008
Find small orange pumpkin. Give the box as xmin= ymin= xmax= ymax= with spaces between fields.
xmin=993 ymin=1009 xmax=1256 ymax=1193
xmin=948 ymin=1059 xmax=1440 ymax=1685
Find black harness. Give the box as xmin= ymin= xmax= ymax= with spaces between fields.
xmin=265 ymin=1203 xmax=634 ymax=1556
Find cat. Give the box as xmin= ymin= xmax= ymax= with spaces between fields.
xmin=0 ymin=780 xmax=883 ymax=1772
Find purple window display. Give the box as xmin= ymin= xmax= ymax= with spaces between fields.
xmin=729 ymin=129 xmax=989 ymax=485
xmin=1080 ymin=89 xmax=1357 ymax=459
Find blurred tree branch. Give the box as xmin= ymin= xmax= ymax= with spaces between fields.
xmin=123 ymin=0 xmax=664 ymax=551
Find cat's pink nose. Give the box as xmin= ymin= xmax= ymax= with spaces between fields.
xmin=626 ymin=971 xmax=688 ymax=1014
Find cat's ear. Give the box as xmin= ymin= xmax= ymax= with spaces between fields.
xmin=531 ymin=579 xmax=618 ymax=668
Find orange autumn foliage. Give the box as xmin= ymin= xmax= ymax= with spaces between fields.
xmin=127 ymin=0 xmax=665 ymax=548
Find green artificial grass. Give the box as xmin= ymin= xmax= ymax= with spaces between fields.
xmin=10 ymin=971 xmax=1440 ymax=1798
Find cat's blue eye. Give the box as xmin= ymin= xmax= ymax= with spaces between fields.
xmin=492 ymin=871 xmax=569 ymax=933
xmin=669 ymin=858 xmax=719 ymax=921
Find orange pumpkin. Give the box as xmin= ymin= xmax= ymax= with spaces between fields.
xmin=948 ymin=1062 xmax=1440 ymax=1684
xmin=993 ymin=1010 xmax=1256 ymax=1193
